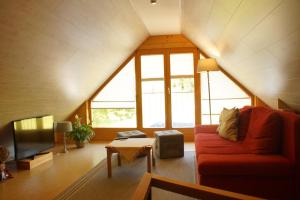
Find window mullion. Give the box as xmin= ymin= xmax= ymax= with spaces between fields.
xmin=165 ymin=50 xmax=171 ymax=129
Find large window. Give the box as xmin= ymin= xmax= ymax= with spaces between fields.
xmin=141 ymin=55 xmax=165 ymax=128
xmin=90 ymin=49 xmax=252 ymax=129
xmin=170 ymin=53 xmax=195 ymax=128
xmin=201 ymin=71 xmax=251 ymax=124
xmin=91 ymin=58 xmax=136 ymax=127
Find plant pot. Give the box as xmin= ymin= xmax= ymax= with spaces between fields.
xmin=75 ymin=141 xmax=85 ymax=148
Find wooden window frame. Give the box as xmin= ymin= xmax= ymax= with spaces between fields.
xmin=137 ymin=48 xmax=199 ymax=130
xmin=200 ymin=69 xmax=253 ymax=125
xmin=89 ymin=54 xmax=137 ymax=129
xmin=87 ymin=45 xmax=253 ymax=141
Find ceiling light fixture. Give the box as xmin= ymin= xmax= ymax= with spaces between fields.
xmin=151 ymin=0 xmax=157 ymax=5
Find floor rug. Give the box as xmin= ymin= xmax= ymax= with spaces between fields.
xmin=55 ymin=151 xmax=197 ymax=200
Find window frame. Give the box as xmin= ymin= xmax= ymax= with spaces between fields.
xmin=136 ymin=48 xmax=200 ymax=130
xmin=87 ymin=48 xmax=253 ymax=137
xmin=89 ymin=55 xmax=137 ymax=128
xmin=199 ymin=58 xmax=253 ymax=125
xmin=170 ymin=52 xmax=196 ymax=128
xmin=140 ymin=53 xmax=166 ymax=128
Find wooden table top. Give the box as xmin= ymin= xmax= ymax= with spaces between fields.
xmin=106 ymin=138 xmax=155 ymax=148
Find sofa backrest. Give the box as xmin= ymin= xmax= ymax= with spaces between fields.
xmin=278 ymin=110 xmax=300 ymax=198
xmin=247 ymin=107 xmax=283 ymax=154
xmin=277 ymin=110 xmax=300 ymax=164
xmin=242 ymin=106 xmax=300 ymax=163
xmin=238 ymin=106 xmax=253 ymax=140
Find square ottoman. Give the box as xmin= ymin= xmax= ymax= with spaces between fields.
xmin=154 ymin=130 xmax=184 ymax=159
xmin=117 ymin=130 xmax=146 ymax=138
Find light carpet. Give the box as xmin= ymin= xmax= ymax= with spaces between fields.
xmin=55 ymin=151 xmax=197 ymax=200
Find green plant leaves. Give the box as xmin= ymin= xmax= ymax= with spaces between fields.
xmin=67 ymin=115 xmax=95 ymax=143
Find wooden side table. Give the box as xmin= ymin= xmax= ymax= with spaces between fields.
xmin=105 ymin=138 xmax=155 ymax=178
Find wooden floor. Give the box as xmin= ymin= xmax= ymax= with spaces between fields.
xmin=0 ymin=141 xmax=195 ymax=200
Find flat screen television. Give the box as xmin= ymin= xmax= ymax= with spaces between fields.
xmin=12 ymin=115 xmax=54 ymax=160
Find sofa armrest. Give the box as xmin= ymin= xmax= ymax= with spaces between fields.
xmin=194 ymin=125 xmax=218 ymax=135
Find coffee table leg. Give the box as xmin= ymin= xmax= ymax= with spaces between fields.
xmin=106 ymin=148 xmax=112 ymax=178
xmin=152 ymin=149 xmax=155 ymax=167
xmin=117 ymin=153 xmax=121 ymax=166
xmin=147 ymin=148 xmax=151 ymax=173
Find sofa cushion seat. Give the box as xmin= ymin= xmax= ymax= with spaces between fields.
xmin=195 ymin=133 xmax=251 ymax=154
xmin=197 ymin=154 xmax=293 ymax=177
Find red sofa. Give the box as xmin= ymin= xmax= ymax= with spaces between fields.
xmin=194 ymin=106 xmax=300 ymax=199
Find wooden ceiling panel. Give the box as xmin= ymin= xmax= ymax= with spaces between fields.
xmin=0 ymin=0 xmax=148 ymax=134
xmin=216 ymin=0 xmax=282 ymax=51
xmin=182 ymin=0 xmax=214 ymax=28
xmin=182 ymin=0 xmax=300 ymax=111
xmin=182 ymin=0 xmax=219 ymax=56
xmin=1 ymin=0 xmax=300 ymax=143
xmin=220 ymin=42 xmax=256 ymax=66
xmin=267 ymin=29 xmax=300 ymax=66
xmin=242 ymin=0 xmax=300 ymax=51
xmin=129 ymin=0 xmax=181 ymax=35
xmin=205 ymin=0 xmax=242 ymax=43
xmin=280 ymin=93 xmax=300 ymax=106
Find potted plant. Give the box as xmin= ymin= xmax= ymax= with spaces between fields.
xmin=67 ymin=115 xmax=95 ymax=148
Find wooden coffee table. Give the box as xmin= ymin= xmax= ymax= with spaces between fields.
xmin=105 ymin=138 xmax=155 ymax=178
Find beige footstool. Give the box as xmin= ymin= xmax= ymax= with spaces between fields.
xmin=154 ymin=130 xmax=184 ymax=159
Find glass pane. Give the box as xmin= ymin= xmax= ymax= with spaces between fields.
xmin=201 ymin=72 xmax=209 ymax=99
xmin=93 ymin=58 xmax=135 ymax=102
xmin=142 ymin=80 xmax=165 ymax=128
xmin=201 ymin=70 xmax=251 ymax=125
xmin=201 ymin=115 xmax=211 ymax=125
xmin=91 ymin=58 xmax=136 ymax=127
xmin=201 ymin=99 xmax=210 ymax=114
xmin=171 ymin=78 xmax=195 ymax=128
xmin=211 ymin=115 xmax=220 ymax=124
xmin=141 ymin=55 xmax=164 ymax=79
xmin=142 ymin=80 xmax=164 ymax=93
xmin=201 ymin=115 xmax=220 ymax=125
xmin=170 ymin=53 xmax=194 ymax=76
xmin=211 ymin=99 xmax=252 ymax=114
xmin=91 ymin=109 xmax=136 ymax=128
xmin=91 ymin=101 xmax=135 ymax=109
xmin=209 ymin=71 xmax=249 ymax=99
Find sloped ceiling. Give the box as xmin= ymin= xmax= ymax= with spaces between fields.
xmin=1 ymin=0 xmax=300 ymax=131
xmin=129 ymin=0 xmax=300 ymax=111
xmin=0 ymin=0 xmax=148 ymax=124
xmin=181 ymin=0 xmax=300 ymax=111
xmin=130 ymin=0 xmax=181 ymax=35
xmin=0 ymin=0 xmax=148 ymax=152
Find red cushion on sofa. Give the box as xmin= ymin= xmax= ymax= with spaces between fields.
xmin=195 ymin=133 xmax=251 ymax=155
xmin=238 ymin=106 xmax=252 ymax=140
xmin=194 ymin=125 xmax=218 ymax=134
xmin=245 ymin=107 xmax=283 ymax=154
